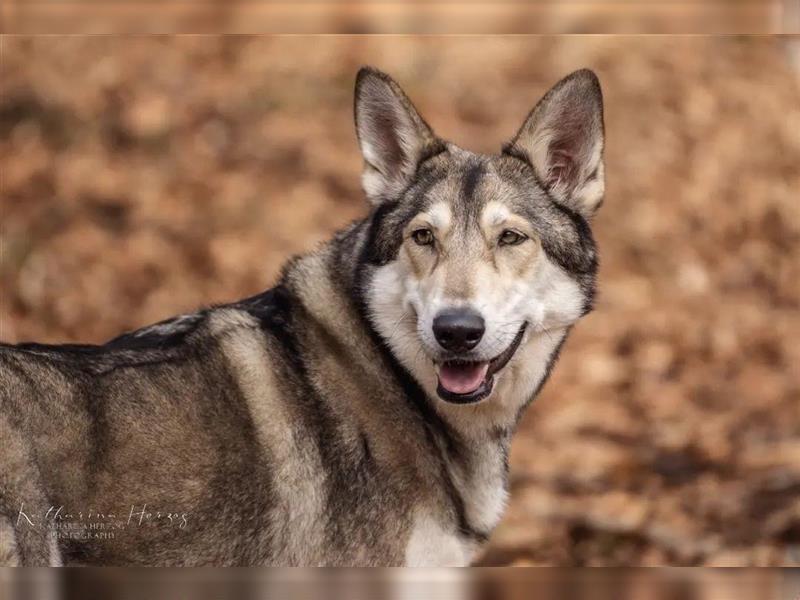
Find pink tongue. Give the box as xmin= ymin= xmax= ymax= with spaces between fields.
xmin=438 ymin=362 xmax=489 ymax=395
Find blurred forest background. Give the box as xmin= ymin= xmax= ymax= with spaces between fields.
xmin=2 ymin=0 xmax=797 ymax=33
xmin=1 ymin=36 xmax=799 ymax=565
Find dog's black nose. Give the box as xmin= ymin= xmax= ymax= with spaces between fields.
xmin=432 ymin=309 xmax=485 ymax=352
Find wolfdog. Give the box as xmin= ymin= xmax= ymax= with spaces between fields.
xmin=0 ymin=66 xmax=605 ymax=566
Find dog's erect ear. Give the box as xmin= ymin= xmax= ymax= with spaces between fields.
xmin=504 ymin=69 xmax=605 ymax=217
xmin=354 ymin=67 xmax=441 ymax=204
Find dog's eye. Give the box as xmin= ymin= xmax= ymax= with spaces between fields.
xmin=411 ymin=228 xmax=434 ymax=246
xmin=499 ymin=230 xmax=527 ymax=246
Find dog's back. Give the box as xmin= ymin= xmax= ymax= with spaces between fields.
xmin=0 ymin=269 xmax=434 ymax=566
xmin=0 ymin=307 xmax=280 ymax=565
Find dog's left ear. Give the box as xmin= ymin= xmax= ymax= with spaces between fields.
xmin=504 ymin=69 xmax=605 ymax=217
xmin=354 ymin=67 xmax=441 ymax=204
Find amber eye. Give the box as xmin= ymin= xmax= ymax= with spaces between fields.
xmin=499 ymin=229 xmax=527 ymax=246
xmin=411 ymin=228 xmax=434 ymax=246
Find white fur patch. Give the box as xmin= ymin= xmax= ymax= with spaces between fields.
xmin=574 ymin=160 xmax=605 ymax=213
xmin=448 ymin=446 xmax=508 ymax=535
xmin=368 ymin=263 xmax=440 ymax=401
xmin=426 ymin=201 xmax=453 ymax=232
xmin=482 ymin=201 xmax=511 ymax=227
xmin=49 ymin=532 xmax=62 ymax=567
xmin=404 ymin=511 xmax=473 ymax=567
xmin=362 ymin=166 xmax=387 ymax=201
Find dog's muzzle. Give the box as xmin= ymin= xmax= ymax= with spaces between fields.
xmin=435 ymin=322 xmax=528 ymax=404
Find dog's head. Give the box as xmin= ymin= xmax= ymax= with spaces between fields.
xmin=355 ymin=67 xmax=604 ymax=406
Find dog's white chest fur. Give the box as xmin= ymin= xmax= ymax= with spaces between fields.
xmin=404 ymin=512 xmax=477 ymax=567
xmin=404 ymin=449 xmax=509 ymax=567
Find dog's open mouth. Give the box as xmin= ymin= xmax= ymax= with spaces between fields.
xmin=435 ymin=322 xmax=527 ymax=404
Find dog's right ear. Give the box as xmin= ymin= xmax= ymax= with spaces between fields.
xmin=354 ymin=67 xmax=441 ymax=204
